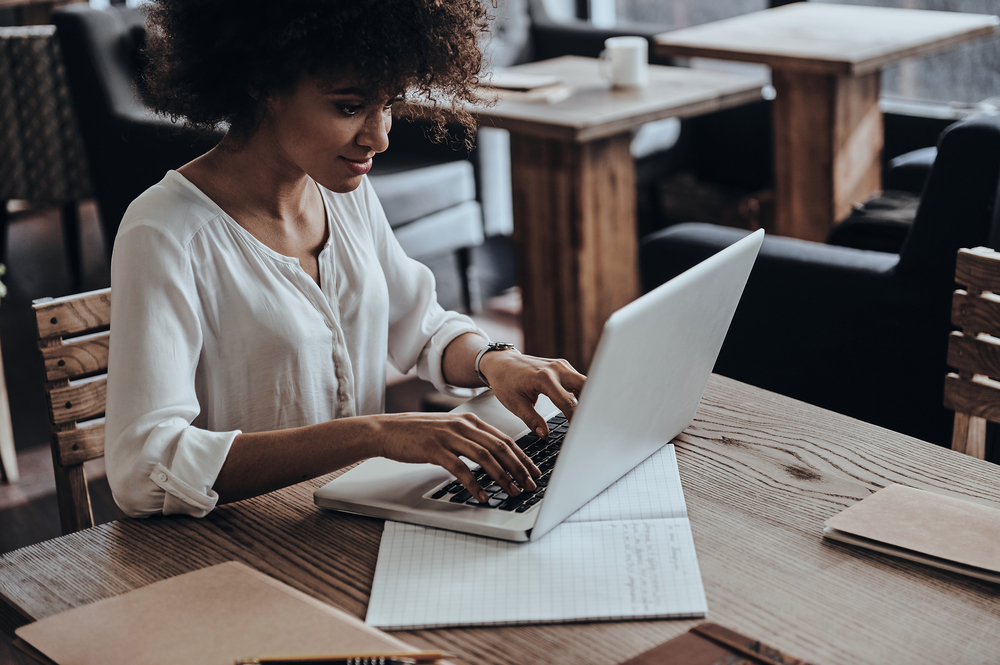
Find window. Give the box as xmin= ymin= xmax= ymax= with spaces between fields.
xmin=811 ymin=0 xmax=1000 ymax=107
xmin=611 ymin=0 xmax=1000 ymax=107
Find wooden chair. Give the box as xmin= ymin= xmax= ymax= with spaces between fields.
xmin=0 ymin=335 xmax=17 ymax=483
xmin=945 ymin=247 xmax=1000 ymax=460
xmin=32 ymin=287 xmax=110 ymax=533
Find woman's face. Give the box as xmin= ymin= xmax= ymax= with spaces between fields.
xmin=261 ymin=74 xmax=394 ymax=193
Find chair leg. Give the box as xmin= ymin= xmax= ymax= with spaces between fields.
xmin=60 ymin=201 xmax=83 ymax=290
xmin=456 ymin=247 xmax=482 ymax=315
xmin=53 ymin=463 xmax=94 ymax=533
xmin=952 ymin=412 xmax=987 ymax=459
xmin=0 ymin=336 xmax=16 ymax=483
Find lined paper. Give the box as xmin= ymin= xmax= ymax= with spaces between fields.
xmin=366 ymin=444 xmax=708 ymax=630
xmin=367 ymin=518 xmax=706 ymax=629
xmin=565 ymin=444 xmax=687 ymax=523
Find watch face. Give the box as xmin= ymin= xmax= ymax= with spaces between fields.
xmin=490 ymin=342 xmax=515 ymax=351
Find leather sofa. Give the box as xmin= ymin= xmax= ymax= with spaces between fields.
xmin=640 ymin=114 xmax=1000 ymax=449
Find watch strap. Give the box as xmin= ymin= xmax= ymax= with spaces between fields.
xmin=474 ymin=342 xmax=516 ymax=387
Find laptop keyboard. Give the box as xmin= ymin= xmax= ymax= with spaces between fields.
xmin=428 ymin=413 xmax=567 ymax=512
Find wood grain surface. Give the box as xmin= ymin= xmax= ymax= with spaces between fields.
xmin=511 ymin=132 xmax=638 ymax=370
xmin=39 ymin=332 xmax=109 ymax=382
xmin=955 ymin=247 xmax=1000 ymax=294
xmin=952 ymin=291 xmax=1000 ymax=336
xmin=653 ymin=4 xmax=999 ymax=76
xmin=1 ymin=375 xmax=998 ymax=664
xmin=32 ymin=289 xmax=110 ymax=340
xmin=52 ymin=421 xmax=104 ymax=467
xmin=464 ymin=56 xmax=765 ymax=143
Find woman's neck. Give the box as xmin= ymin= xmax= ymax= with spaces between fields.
xmin=178 ymin=129 xmax=329 ymax=280
xmin=179 ymin=130 xmax=315 ymax=226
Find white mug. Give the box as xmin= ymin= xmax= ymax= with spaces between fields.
xmin=600 ymin=36 xmax=649 ymax=88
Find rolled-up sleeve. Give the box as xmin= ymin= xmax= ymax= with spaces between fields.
xmin=362 ymin=179 xmax=488 ymax=397
xmin=105 ymin=221 xmax=239 ymax=518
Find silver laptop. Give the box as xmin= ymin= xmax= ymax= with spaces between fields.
xmin=315 ymin=229 xmax=764 ymax=541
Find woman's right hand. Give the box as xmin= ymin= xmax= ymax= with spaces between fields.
xmin=372 ymin=412 xmax=540 ymax=503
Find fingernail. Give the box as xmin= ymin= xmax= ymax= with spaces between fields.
xmin=535 ymin=426 xmax=546 ymax=438
xmin=478 ymin=491 xmax=488 ymax=502
xmin=526 ymin=478 xmax=537 ymax=490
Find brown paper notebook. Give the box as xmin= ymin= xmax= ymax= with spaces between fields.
xmin=823 ymin=484 xmax=1000 ymax=583
xmin=620 ymin=623 xmax=812 ymax=665
xmin=14 ymin=561 xmax=427 ymax=665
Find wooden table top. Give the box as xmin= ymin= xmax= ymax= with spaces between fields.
xmin=2 ymin=375 xmax=999 ymax=664
xmin=460 ymin=56 xmax=765 ymax=143
xmin=654 ymin=3 xmax=1000 ymax=76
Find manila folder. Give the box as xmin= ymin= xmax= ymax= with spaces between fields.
xmin=15 ymin=561 xmax=421 ymax=665
xmin=823 ymin=483 xmax=1000 ymax=583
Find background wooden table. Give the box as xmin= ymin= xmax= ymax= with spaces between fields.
xmin=655 ymin=4 xmax=1000 ymax=242
xmin=1 ymin=375 xmax=998 ymax=664
xmin=463 ymin=56 xmax=764 ymax=370
xmin=0 ymin=0 xmax=83 ymax=25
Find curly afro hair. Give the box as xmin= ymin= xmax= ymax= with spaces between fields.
xmin=140 ymin=0 xmax=493 ymax=145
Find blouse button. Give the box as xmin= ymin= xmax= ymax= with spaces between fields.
xmin=156 ymin=472 xmax=168 ymax=483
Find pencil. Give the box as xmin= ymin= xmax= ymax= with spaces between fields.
xmin=235 ymin=650 xmax=445 ymax=664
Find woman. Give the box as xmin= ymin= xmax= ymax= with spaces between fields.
xmin=105 ymin=0 xmax=586 ymax=518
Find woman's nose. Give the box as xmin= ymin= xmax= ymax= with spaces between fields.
xmin=358 ymin=109 xmax=390 ymax=153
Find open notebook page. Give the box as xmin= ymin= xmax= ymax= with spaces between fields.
xmin=366 ymin=444 xmax=707 ymax=629
xmin=565 ymin=444 xmax=687 ymax=522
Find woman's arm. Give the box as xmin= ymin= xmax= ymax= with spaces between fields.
xmin=214 ymin=408 xmax=539 ymax=505
xmin=214 ymin=332 xmax=587 ymax=506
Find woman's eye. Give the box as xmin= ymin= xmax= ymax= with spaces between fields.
xmin=338 ymin=104 xmax=363 ymax=116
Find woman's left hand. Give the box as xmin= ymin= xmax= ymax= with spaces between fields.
xmin=477 ymin=350 xmax=586 ymax=439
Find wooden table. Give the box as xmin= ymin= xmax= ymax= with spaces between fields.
xmin=465 ymin=56 xmax=764 ymax=370
xmin=0 ymin=0 xmax=83 ymax=25
xmin=655 ymin=4 xmax=1000 ymax=242
xmin=2 ymin=375 xmax=998 ymax=664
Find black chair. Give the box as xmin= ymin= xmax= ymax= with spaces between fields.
xmin=640 ymin=114 xmax=1000 ymax=449
xmin=52 ymin=4 xmax=486 ymax=311
xmin=52 ymin=6 xmax=219 ymax=263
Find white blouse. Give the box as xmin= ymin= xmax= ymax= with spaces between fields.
xmin=105 ymin=171 xmax=484 ymax=519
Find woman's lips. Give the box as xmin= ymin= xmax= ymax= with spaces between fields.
xmin=342 ymin=156 xmax=372 ymax=175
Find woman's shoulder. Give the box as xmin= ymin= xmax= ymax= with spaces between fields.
xmin=118 ymin=170 xmax=227 ymax=248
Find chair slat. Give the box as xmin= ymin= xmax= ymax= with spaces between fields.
xmin=55 ymin=422 xmax=105 ymax=466
xmin=47 ymin=378 xmax=106 ymax=425
xmin=943 ymin=372 xmax=1000 ymax=422
xmin=946 ymin=332 xmax=1000 ymax=379
xmin=33 ymin=288 xmax=111 ymax=339
xmin=955 ymin=247 xmax=1000 ymax=294
xmin=952 ymin=291 xmax=1000 ymax=334
xmin=40 ymin=332 xmax=109 ymax=382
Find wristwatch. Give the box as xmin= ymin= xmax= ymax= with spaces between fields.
xmin=474 ymin=342 xmax=517 ymax=387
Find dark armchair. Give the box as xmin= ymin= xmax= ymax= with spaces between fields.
xmin=640 ymin=114 xmax=1000 ymax=448
xmin=52 ymin=5 xmax=218 ymax=262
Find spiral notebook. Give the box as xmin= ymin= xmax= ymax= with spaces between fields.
xmin=366 ymin=444 xmax=708 ymax=629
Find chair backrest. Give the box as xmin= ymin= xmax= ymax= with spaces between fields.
xmin=0 ymin=25 xmax=92 ymax=204
xmin=32 ymin=288 xmax=110 ymax=533
xmin=896 ymin=115 xmax=1000 ymax=287
xmin=944 ymin=247 xmax=1000 ymax=459
xmin=51 ymin=5 xmax=220 ymax=260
